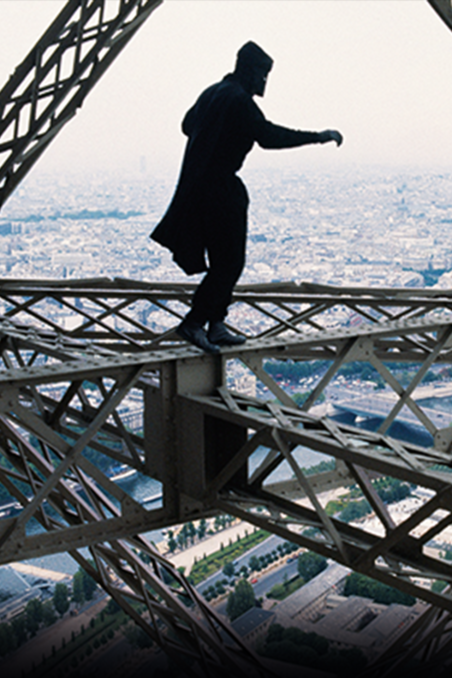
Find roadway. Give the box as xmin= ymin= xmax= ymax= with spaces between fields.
xmin=197 ymin=534 xmax=286 ymax=595
xmin=197 ymin=533 xmax=302 ymax=616
xmin=212 ymin=557 xmax=300 ymax=617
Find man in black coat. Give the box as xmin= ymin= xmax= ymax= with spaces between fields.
xmin=151 ymin=42 xmax=343 ymax=353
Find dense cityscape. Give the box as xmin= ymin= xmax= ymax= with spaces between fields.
xmin=1 ymin=165 xmax=452 ymax=288
xmin=1 ymin=164 xmax=452 ymax=676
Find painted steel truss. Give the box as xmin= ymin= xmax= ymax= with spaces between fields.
xmin=0 ymin=0 xmax=162 ymax=208
xmin=193 ymin=389 xmax=452 ymax=610
xmin=0 ymin=280 xmax=452 ymax=673
xmin=429 ymin=0 xmax=452 ymax=35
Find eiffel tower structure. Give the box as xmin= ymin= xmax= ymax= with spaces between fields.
xmin=1 ymin=2 xmax=452 ymax=676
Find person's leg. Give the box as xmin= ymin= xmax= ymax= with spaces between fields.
xmin=188 ymin=236 xmax=245 ymax=324
xmin=184 ymin=246 xmax=246 ymax=346
xmin=179 ymin=177 xmax=247 ymax=350
xmin=203 ymin=242 xmax=247 ymax=345
xmin=187 ymin=178 xmax=247 ymax=324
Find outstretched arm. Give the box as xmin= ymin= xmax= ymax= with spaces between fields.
xmin=251 ymin=101 xmax=343 ymax=150
xmin=255 ymin=118 xmax=322 ymax=149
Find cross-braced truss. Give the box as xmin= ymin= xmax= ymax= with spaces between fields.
xmin=0 ymin=280 xmax=452 ymax=673
xmin=0 ymin=0 xmax=163 ymax=208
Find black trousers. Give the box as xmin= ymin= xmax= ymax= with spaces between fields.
xmin=186 ymin=176 xmax=248 ymax=326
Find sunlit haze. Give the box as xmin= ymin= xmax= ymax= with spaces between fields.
xmin=1 ymin=0 xmax=452 ymax=177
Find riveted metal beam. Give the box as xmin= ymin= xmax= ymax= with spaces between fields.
xmin=2 ymin=280 xmax=452 ymax=673
xmin=0 ymin=0 xmax=163 ymax=208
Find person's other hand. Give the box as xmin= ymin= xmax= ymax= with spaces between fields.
xmin=329 ymin=129 xmax=343 ymax=146
xmin=319 ymin=129 xmax=343 ymax=146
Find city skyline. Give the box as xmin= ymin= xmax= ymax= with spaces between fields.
xmin=0 ymin=164 xmax=450 ymax=289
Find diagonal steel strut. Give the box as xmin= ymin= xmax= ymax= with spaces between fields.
xmin=0 ymin=0 xmax=163 ymax=209
xmin=2 ymin=281 xmax=452 ymax=674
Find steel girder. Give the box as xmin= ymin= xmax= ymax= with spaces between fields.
xmin=1 ymin=281 xmax=452 ymax=674
xmin=0 ymin=308 xmax=272 ymax=676
xmin=188 ymin=389 xmax=452 ymax=609
xmin=0 ymin=0 xmax=163 ymax=209
xmin=1 ymin=276 xmax=452 ymax=344
xmin=1 ymin=278 xmax=452 ymax=446
xmin=428 ymin=0 xmax=452 ymax=34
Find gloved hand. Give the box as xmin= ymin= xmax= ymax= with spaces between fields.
xmin=319 ymin=129 xmax=343 ymax=146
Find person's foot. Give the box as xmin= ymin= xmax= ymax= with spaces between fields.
xmin=176 ymin=320 xmax=221 ymax=354
xmin=208 ymin=321 xmax=246 ymax=346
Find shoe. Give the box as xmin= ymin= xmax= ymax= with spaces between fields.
xmin=207 ymin=321 xmax=246 ymax=346
xmin=176 ymin=321 xmax=220 ymax=354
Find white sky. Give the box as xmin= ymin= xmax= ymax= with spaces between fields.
xmin=1 ymin=0 xmax=452 ymax=176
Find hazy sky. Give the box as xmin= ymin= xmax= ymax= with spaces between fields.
xmin=1 ymin=0 xmax=452 ymax=177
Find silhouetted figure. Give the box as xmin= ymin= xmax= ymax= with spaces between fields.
xmin=151 ymin=42 xmax=343 ymax=353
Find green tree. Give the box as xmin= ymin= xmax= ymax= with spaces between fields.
xmin=197 ymin=518 xmax=207 ymax=540
xmin=267 ymin=583 xmax=285 ymax=600
xmin=177 ymin=524 xmax=190 ymax=550
xmin=266 ymin=623 xmax=284 ymax=644
xmin=284 ymin=628 xmax=328 ymax=655
xmin=248 ymin=555 xmax=260 ymax=572
xmin=297 ymin=551 xmax=328 ymax=582
xmin=226 ymin=578 xmax=255 ymax=621
xmin=80 ymin=567 xmax=97 ymax=601
xmin=373 ymin=477 xmax=412 ymax=504
xmin=187 ymin=522 xmax=197 ymax=545
xmin=344 ymin=572 xmax=415 ymax=606
xmin=223 ymin=561 xmax=235 ymax=578
xmin=72 ymin=571 xmax=85 ymax=604
xmin=25 ymin=598 xmax=43 ymax=635
xmin=432 ymin=580 xmax=448 ymax=593
xmin=42 ymin=600 xmax=57 ymax=626
xmin=53 ymin=583 xmax=70 ymax=617
xmin=339 ymin=499 xmax=372 ymax=523
xmin=0 ymin=622 xmax=16 ymax=656
xmin=10 ymin=616 xmax=27 ymax=645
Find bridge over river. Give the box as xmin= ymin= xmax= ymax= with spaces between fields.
xmin=329 ymin=383 xmax=452 ymax=446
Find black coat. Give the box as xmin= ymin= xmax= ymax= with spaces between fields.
xmin=151 ymin=73 xmax=322 ymax=275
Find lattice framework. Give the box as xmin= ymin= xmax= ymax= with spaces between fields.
xmin=1 ymin=282 xmax=452 ymax=674
xmin=0 ymin=0 xmax=163 ymax=208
